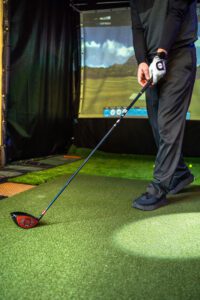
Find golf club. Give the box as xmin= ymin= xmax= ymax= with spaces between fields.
xmin=11 ymin=79 xmax=152 ymax=229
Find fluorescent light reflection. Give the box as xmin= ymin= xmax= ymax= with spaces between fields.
xmin=113 ymin=213 xmax=200 ymax=259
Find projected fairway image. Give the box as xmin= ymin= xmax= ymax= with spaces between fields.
xmin=79 ymin=7 xmax=200 ymax=119
xmin=81 ymin=76 xmax=145 ymax=115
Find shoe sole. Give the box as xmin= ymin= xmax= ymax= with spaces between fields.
xmin=169 ymin=175 xmax=194 ymax=195
xmin=132 ymin=198 xmax=168 ymax=211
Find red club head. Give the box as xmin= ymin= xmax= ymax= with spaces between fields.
xmin=10 ymin=212 xmax=39 ymax=229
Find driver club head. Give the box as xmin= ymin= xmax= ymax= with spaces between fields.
xmin=10 ymin=212 xmax=39 ymax=229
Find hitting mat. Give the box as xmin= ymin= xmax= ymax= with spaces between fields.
xmin=0 ymin=174 xmax=200 ymax=300
xmin=0 ymin=182 xmax=35 ymax=197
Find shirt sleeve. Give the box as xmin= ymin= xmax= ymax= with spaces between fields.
xmin=159 ymin=0 xmax=195 ymax=52
xmin=129 ymin=0 xmax=148 ymax=64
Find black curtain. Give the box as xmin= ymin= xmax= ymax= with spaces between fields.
xmin=7 ymin=0 xmax=80 ymax=161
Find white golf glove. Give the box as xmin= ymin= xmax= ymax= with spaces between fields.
xmin=149 ymin=55 xmax=166 ymax=84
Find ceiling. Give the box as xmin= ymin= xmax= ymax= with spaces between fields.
xmin=70 ymin=0 xmax=129 ymax=11
xmin=70 ymin=0 xmax=200 ymax=12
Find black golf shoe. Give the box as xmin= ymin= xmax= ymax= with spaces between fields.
xmin=132 ymin=192 xmax=168 ymax=211
xmin=169 ymin=173 xmax=194 ymax=195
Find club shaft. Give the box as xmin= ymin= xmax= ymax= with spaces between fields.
xmin=38 ymin=80 xmax=152 ymax=220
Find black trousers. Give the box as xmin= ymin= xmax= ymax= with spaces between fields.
xmin=146 ymin=45 xmax=197 ymax=197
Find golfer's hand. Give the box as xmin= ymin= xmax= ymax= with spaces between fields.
xmin=149 ymin=56 xmax=166 ymax=84
xmin=137 ymin=63 xmax=150 ymax=87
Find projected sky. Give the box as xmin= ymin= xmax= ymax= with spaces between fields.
xmin=82 ymin=26 xmax=134 ymax=67
xmin=83 ymin=23 xmax=200 ymax=68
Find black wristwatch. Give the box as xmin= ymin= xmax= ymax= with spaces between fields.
xmin=156 ymin=51 xmax=168 ymax=59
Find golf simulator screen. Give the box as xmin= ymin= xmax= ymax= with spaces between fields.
xmin=79 ymin=6 xmax=200 ymax=120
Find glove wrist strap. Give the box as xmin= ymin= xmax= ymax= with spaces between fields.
xmin=156 ymin=51 xmax=168 ymax=60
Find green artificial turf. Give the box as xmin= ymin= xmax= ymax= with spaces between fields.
xmin=1 ymin=175 xmax=200 ymax=299
xmin=8 ymin=147 xmax=200 ymax=186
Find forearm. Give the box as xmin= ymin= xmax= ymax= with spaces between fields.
xmin=132 ymin=28 xmax=148 ymax=64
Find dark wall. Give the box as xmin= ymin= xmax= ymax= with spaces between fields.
xmin=74 ymin=118 xmax=200 ymax=157
xmin=74 ymin=118 xmax=156 ymax=155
